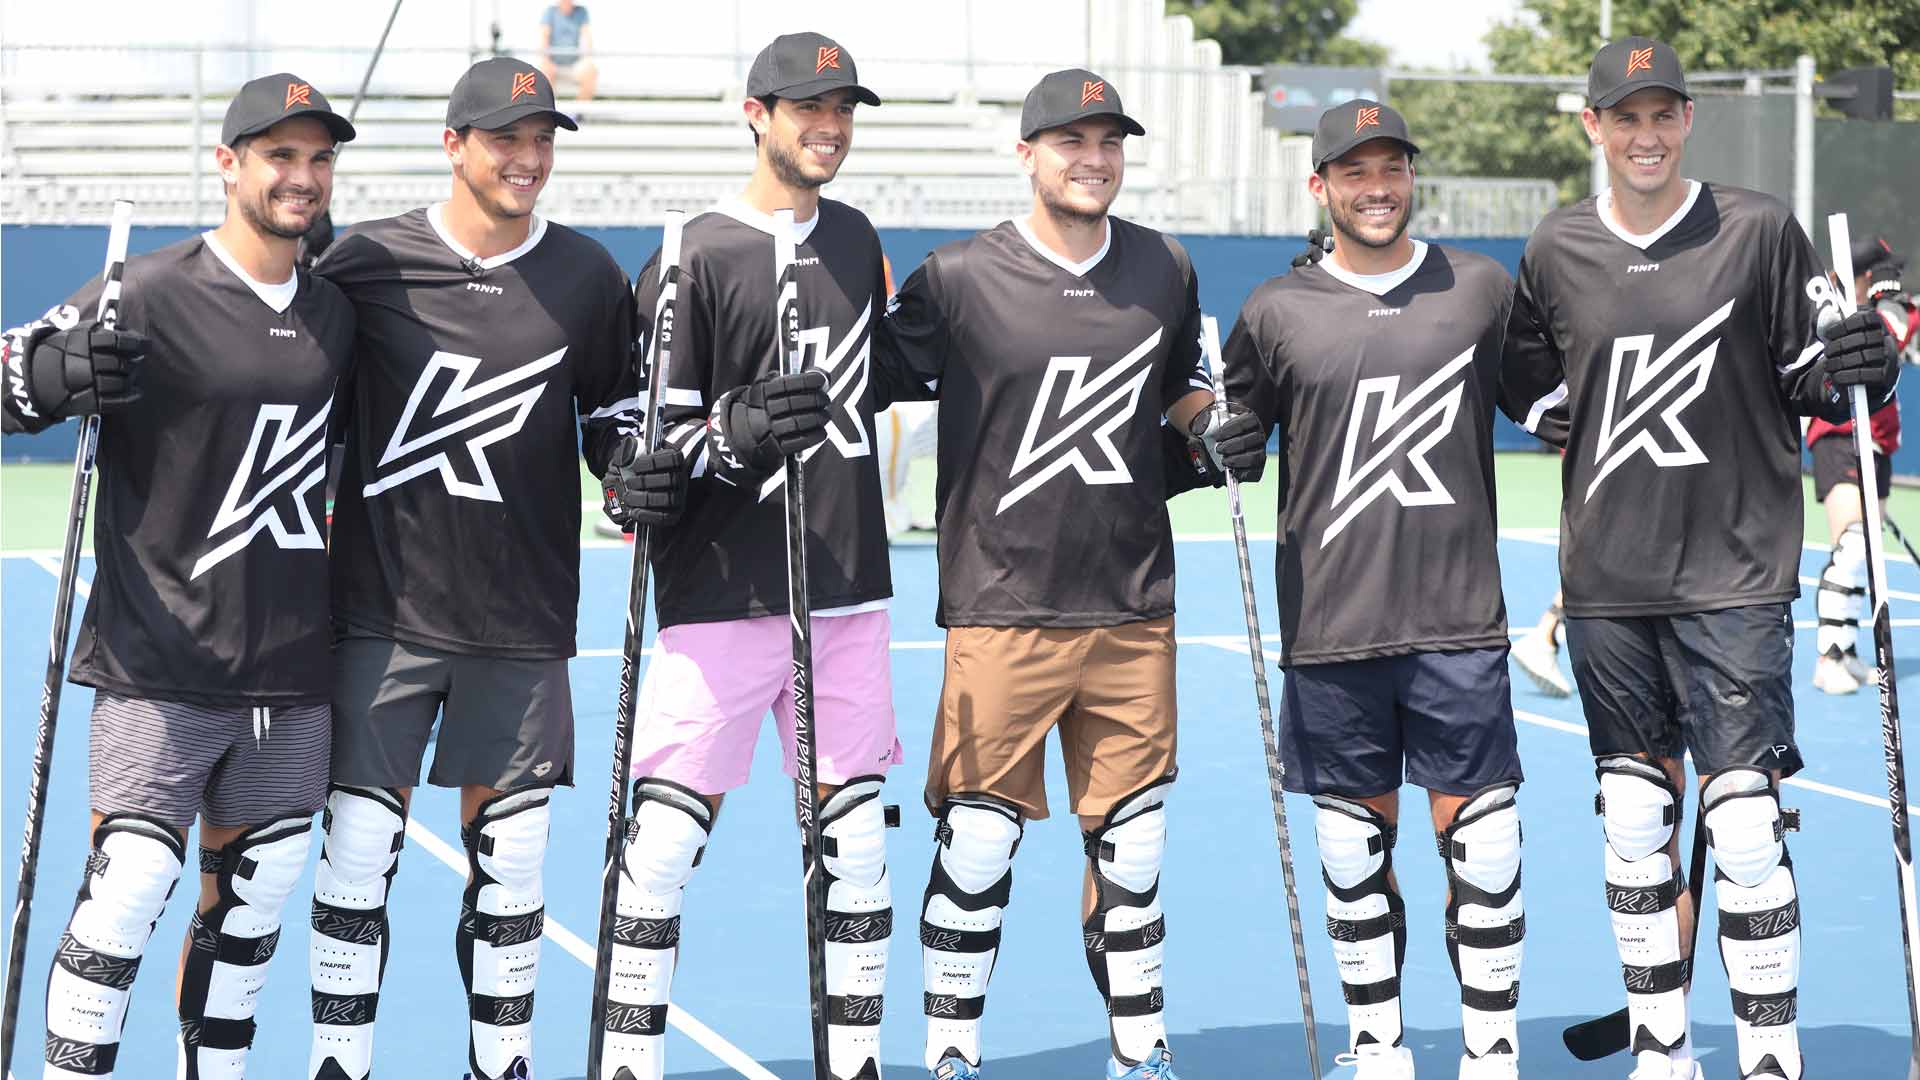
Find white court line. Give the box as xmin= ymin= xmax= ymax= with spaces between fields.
xmin=20 ymin=559 xmax=777 ymax=1080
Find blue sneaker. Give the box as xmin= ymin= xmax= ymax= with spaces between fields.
xmin=932 ymin=1047 xmax=982 ymax=1080
xmin=1107 ymin=1046 xmax=1177 ymax=1079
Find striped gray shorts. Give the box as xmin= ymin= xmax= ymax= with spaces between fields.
xmin=89 ymin=692 xmax=332 ymax=828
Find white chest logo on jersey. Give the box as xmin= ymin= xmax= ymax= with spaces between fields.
xmin=996 ymin=329 xmax=1161 ymax=514
xmin=363 ymin=347 xmax=565 ymax=502
xmin=1323 ymin=347 xmax=1475 ymax=546
xmin=757 ymin=300 xmax=874 ymax=501
xmin=191 ymin=399 xmax=332 ymax=579
xmin=1585 ymin=299 xmax=1733 ymax=502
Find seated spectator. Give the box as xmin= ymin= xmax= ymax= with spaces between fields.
xmin=539 ymin=0 xmax=598 ymax=106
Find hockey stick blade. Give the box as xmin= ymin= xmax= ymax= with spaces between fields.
xmin=1562 ymin=1009 xmax=1629 ymax=1061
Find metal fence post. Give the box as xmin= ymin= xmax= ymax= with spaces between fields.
xmin=1794 ymin=53 xmax=1815 ymax=235
xmin=192 ymin=47 xmax=205 ymax=227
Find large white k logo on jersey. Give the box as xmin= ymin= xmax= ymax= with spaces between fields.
xmin=1585 ymin=299 xmax=1733 ymax=502
xmin=363 ymin=347 xmax=565 ymax=502
xmin=996 ymin=329 xmax=1160 ymax=514
xmin=191 ymin=398 xmax=332 ymax=580
xmin=757 ymin=300 xmax=874 ymax=501
xmin=1324 ymin=347 xmax=1475 ymax=546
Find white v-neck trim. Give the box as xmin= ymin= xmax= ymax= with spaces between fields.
xmin=1012 ymin=216 xmax=1111 ymax=277
xmin=427 ymin=203 xmax=548 ymax=269
xmin=1317 ymin=239 xmax=1430 ymax=297
xmin=712 ymin=198 xmax=823 ymax=245
xmin=1597 ymin=180 xmax=1702 ymax=250
xmin=201 ymin=232 xmax=297 ymax=314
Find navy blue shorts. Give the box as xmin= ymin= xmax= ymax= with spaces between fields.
xmin=1277 ymin=646 xmax=1523 ymax=797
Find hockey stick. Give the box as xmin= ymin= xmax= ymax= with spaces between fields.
xmin=1 ymin=200 xmax=134 ymax=1075
xmin=1830 ymin=211 xmax=1920 ymax=1080
xmin=585 ymin=210 xmax=684 ymax=1080
xmin=348 ymin=0 xmax=404 ymax=125
xmin=774 ymin=207 xmax=832 ymax=1080
xmin=1887 ymin=513 xmax=1920 ymax=570
xmin=1198 ymin=315 xmax=1320 ymax=1077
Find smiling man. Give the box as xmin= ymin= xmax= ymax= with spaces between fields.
xmin=1503 ymin=36 xmax=1899 ymax=1080
xmin=305 ymin=58 xmax=680 ymax=1080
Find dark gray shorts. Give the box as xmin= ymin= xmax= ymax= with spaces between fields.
xmin=330 ymin=635 xmax=575 ymax=790
xmin=89 ymin=692 xmax=331 ymax=828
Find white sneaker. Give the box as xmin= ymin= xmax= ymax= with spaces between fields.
xmin=1628 ymin=1053 xmax=1703 ymax=1080
xmin=1457 ymin=1051 xmax=1517 ymax=1079
xmin=1813 ymin=649 xmax=1863 ymax=695
xmin=1512 ymin=628 xmax=1572 ymax=698
xmin=1335 ymin=1044 xmax=1416 ymax=1079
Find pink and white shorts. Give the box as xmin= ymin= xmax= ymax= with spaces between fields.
xmin=630 ymin=607 xmax=903 ymax=795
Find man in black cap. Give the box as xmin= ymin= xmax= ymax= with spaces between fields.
xmin=4 ymin=73 xmax=356 ymax=1080
xmin=1503 ymin=35 xmax=1899 ymax=1080
xmin=1219 ymin=98 xmax=1527 ymax=1080
xmin=872 ymin=67 xmax=1264 ymax=1080
xmin=1806 ymin=233 xmax=1912 ymax=695
xmin=305 ymin=57 xmax=682 ymax=1080
xmin=598 ymin=29 xmax=896 ymax=1080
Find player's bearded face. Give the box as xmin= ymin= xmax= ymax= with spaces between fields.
xmin=1587 ymin=89 xmax=1690 ymax=199
xmin=453 ymin=117 xmax=556 ymax=220
xmin=228 ymin=117 xmax=336 ymax=241
xmin=762 ymin=91 xmax=857 ymax=190
xmin=1022 ymin=119 xmax=1126 ymax=226
xmin=1316 ymin=142 xmax=1413 ymax=251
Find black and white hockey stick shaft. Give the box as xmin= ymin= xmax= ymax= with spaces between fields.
xmin=1831 ymin=211 xmax=1920 ymax=1079
xmin=774 ymin=207 xmax=833 ymax=1080
xmin=1199 ymin=315 xmax=1321 ymax=1077
xmin=348 ymin=0 xmax=404 ymax=124
xmin=586 ymin=210 xmax=684 ymax=1080
xmin=1 ymin=200 xmax=134 ymax=1075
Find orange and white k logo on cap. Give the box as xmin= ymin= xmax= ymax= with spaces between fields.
xmin=1354 ymin=105 xmax=1381 ymax=132
xmin=285 ymin=82 xmax=312 ymax=110
xmin=511 ymin=71 xmax=538 ymax=100
xmin=1082 ymin=80 xmax=1106 ymax=107
xmin=1627 ymin=47 xmax=1655 ymax=76
xmin=816 ymin=46 xmax=841 ymax=73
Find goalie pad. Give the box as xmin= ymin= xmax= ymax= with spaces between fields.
xmin=44 ymin=813 xmax=185 ymax=1080
xmin=459 ymin=787 xmax=551 ymax=1080
xmin=1439 ymin=782 xmax=1523 ymax=1061
xmin=1314 ymin=794 xmax=1407 ymax=1051
xmin=1816 ymin=522 xmax=1867 ymax=659
xmin=1704 ymin=768 xmax=1803 ymax=1080
xmin=818 ymin=776 xmax=899 ymax=1080
xmin=1596 ymin=756 xmax=1690 ymax=1056
xmin=309 ymin=785 xmax=405 ymax=1080
xmin=921 ymin=795 xmax=1022 ymax=1071
xmin=600 ymin=778 xmax=712 ymax=1080
xmin=179 ymin=816 xmax=312 ymax=1080
xmin=1082 ymin=776 xmax=1174 ymax=1067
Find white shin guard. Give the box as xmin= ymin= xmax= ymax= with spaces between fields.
xmin=920 ymin=795 xmax=1022 ymax=1071
xmin=1440 ymin=783 xmax=1523 ymax=1062
xmin=1313 ymin=794 xmax=1406 ymax=1052
xmin=1596 ymin=757 xmax=1691 ymax=1057
xmin=309 ymin=786 xmax=405 ymax=1080
xmin=820 ymin=776 xmax=899 ymax=1080
xmin=178 ymin=816 xmax=312 ymax=1080
xmin=1082 ymin=777 xmax=1174 ymax=1067
xmin=1704 ymin=768 xmax=1803 ymax=1079
xmin=459 ymin=788 xmax=551 ymax=1080
xmin=44 ymin=814 xmax=185 ymax=1080
xmin=600 ymin=779 xmax=712 ymax=1080
xmin=1816 ymin=522 xmax=1867 ymax=659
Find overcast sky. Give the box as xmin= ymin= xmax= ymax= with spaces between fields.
xmin=1349 ymin=0 xmax=1529 ymax=71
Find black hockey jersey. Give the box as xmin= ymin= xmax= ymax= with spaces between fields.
xmin=4 ymin=235 xmax=353 ymax=705
xmin=874 ymin=217 xmax=1210 ymax=628
xmin=640 ymin=199 xmax=898 ymax=627
xmin=1503 ymin=182 xmax=1858 ymax=618
xmin=319 ymin=207 xmax=636 ymax=658
xmin=1225 ymin=241 xmax=1514 ymax=666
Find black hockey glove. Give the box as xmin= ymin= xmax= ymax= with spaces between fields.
xmin=1187 ymin=400 xmax=1268 ymax=483
xmin=710 ymin=368 xmax=831 ymax=475
xmin=601 ymin=438 xmax=687 ymax=529
xmin=14 ymin=320 xmax=149 ymax=420
xmin=1821 ymin=308 xmax=1899 ymax=392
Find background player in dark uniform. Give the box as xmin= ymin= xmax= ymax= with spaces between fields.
xmin=875 ymin=69 xmax=1258 ymax=1080
xmin=1503 ymin=37 xmax=1899 ymax=1080
xmin=3 ymin=75 xmax=356 ymax=1080
xmin=1806 ymin=235 xmax=1908 ymax=695
xmin=307 ymin=59 xmax=677 ymax=1080
xmin=601 ymin=32 xmax=901 ymax=1080
xmin=1222 ymin=100 xmax=1525 ymax=1080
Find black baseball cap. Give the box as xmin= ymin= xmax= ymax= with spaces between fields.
xmin=446 ymin=57 xmax=578 ymax=132
xmin=221 ymin=73 xmax=356 ymax=146
xmin=1311 ymin=99 xmax=1419 ymax=170
xmin=1855 ymin=234 xmax=1907 ymax=275
xmin=1588 ymin=36 xmax=1691 ymax=109
xmin=1020 ymin=69 xmax=1145 ymax=141
xmin=746 ymin=32 xmax=881 ymax=106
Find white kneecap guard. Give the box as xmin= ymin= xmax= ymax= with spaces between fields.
xmin=1702 ymin=769 xmax=1786 ymax=890
xmin=464 ymin=787 xmax=552 ymax=1080
xmin=821 ymin=778 xmax=896 ymax=1078
xmin=921 ymin=796 xmax=1022 ymax=1071
xmin=1817 ymin=523 xmax=1867 ymax=655
xmin=1598 ymin=757 xmax=1676 ymax=863
xmin=1313 ymin=794 xmax=1405 ymax=1051
xmin=602 ymin=779 xmax=712 ymax=1080
xmin=1443 ymin=784 xmax=1524 ymax=1059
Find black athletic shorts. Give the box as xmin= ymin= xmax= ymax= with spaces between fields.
xmin=1566 ymin=602 xmax=1802 ymax=778
xmin=1277 ymin=646 xmax=1523 ymax=798
xmin=1811 ymin=433 xmax=1891 ymax=502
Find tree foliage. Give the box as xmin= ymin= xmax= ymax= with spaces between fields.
xmin=1165 ymin=0 xmax=1385 ymax=67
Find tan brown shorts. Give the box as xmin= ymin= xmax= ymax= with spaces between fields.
xmin=926 ymin=617 xmax=1177 ymax=820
